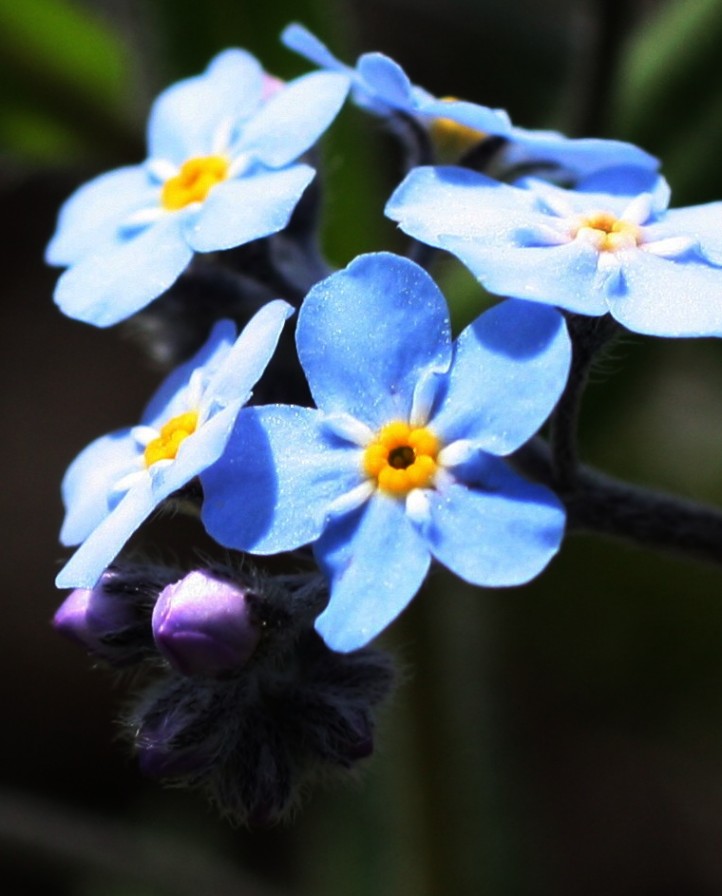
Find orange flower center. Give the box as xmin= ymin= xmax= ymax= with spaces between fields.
xmin=572 ymin=211 xmax=643 ymax=252
xmin=144 ymin=411 xmax=199 ymax=467
xmin=161 ymin=155 xmax=230 ymax=211
xmin=363 ymin=421 xmax=440 ymax=495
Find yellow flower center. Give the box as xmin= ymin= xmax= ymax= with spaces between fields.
xmin=144 ymin=411 xmax=199 ymax=467
xmin=572 ymin=211 xmax=643 ymax=252
xmin=363 ymin=421 xmax=440 ymax=496
xmin=161 ymin=155 xmax=230 ymax=211
xmin=428 ymin=96 xmax=486 ymax=160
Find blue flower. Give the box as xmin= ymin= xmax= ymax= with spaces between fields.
xmin=46 ymin=49 xmax=349 ymax=327
xmin=385 ymin=165 xmax=722 ymax=337
xmin=56 ymin=300 xmax=293 ymax=589
xmin=200 ymin=253 xmax=569 ymax=652
xmin=282 ymin=23 xmax=657 ymax=177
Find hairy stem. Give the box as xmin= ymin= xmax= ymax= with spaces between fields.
xmin=516 ymin=439 xmax=722 ymax=568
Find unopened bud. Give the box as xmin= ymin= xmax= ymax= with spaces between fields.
xmin=152 ymin=571 xmax=262 ymax=676
xmin=53 ymin=570 xmax=151 ymax=664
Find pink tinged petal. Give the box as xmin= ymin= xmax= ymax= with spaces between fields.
xmin=53 ymin=214 xmax=193 ymax=327
xmin=56 ymin=479 xmax=156 ymax=589
xmin=314 ymin=496 xmax=431 ymax=653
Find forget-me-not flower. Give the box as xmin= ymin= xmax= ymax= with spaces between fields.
xmin=282 ymin=23 xmax=657 ymax=177
xmin=46 ymin=49 xmax=349 ymax=327
xmin=200 ymin=253 xmax=570 ymax=653
xmin=385 ymin=165 xmax=722 ymax=337
xmin=56 ymin=300 xmax=292 ymax=589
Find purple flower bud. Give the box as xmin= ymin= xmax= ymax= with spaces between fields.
xmin=152 ymin=571 xmax=261 ymax=676
xmin=53 ymin=570 xmax=147 ymax=663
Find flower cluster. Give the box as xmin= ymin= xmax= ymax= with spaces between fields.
xmin=48 ymin=25 xmax=722 ymax=819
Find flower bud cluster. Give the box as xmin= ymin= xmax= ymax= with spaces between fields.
xmin=55 ymin=561 xmax=394 ymax=824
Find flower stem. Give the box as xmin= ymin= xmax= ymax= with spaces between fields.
xmin=516 ymin=439 xmax=722 ymax=568
xmin=549 ymin=312 xmax=620 ymax=490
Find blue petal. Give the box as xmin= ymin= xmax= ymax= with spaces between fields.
xmin=59 ymin=431 xmax=142 ymax=546
xmin=53 ymin=214 xmax=193 ymax=327
xmin=438 ymin=235 xmax=610 ymax=315
xmin=204 ymin=300 xmax=293 ymax=407
xmin=416 ymin=98 xmax=513 ymax=134
xmin=239 ymin=71 xmax=349 ymax=168
xmin=661 ymin=203 xmax=722 ymax=265
xmin=297 ymin=253 xmax=452 ymax=428
xmin=421 ymin=455 xmax=565 ymax=586
xmin=431 ymin=300 xmax=571 ymax=453
xmin=355 ymin=53 xmax=415 ymax=111
xmin=184 ymin=165 xmax=315 ymax=252
xmin=201 ymin=406 xmax=363 ymax=553
xmin=142 ymin=319 xmax=238 ymax=427
xmin=576 ymin=166 xmax=669 ymax=204
xmin=607 ymin=251 xmax=722 ymax=337
xmin=56 ymin=478 xmax=156 ymax=589
xmin=150 ymin=402 xmax=242 ymax=500
xmin=314 ymin=495 xmax=431 ymax=652
xmin=45 ymin=166 xmax=157 ymax=266
xmin=503 ymin=128 xmax=659 ymax=177
xmin=148 ymin=49 xmax=263 ymax=162
xmin=386 ymin=166 xmax=535 ymax=247
xmin=281 ymin=23 xmax=350 ymax=73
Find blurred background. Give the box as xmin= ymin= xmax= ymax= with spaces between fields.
xmin=4 ymin=0 xmax=722 ymax=893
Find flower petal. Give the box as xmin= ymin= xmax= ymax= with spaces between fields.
xmin=53 ymin=214 xmax=193 ymax=327
xmin=239 ymin=71 xmax=349 ymax=168
xmin=431 ymin=299 xmax=570 ymax=453
xmin=148 ymin=49 xmax=264 ymax=162
xmin=45 ymin=166 xmax=157 ymax=266
xmin=662 ymin=202 xmax=722 ymax=265
xmin=56 ymin=478 xmax=155 ymax=589
xmin=200 ymin=406 xmax=363 ymax=554
xmin=141 ymin=319 xmax=238 ymax=427
xmin=421 ymin=455 xmax=565 ymax=586
xmin=281 ymin=23 xmax=350 ymax=73
xmin=184 ymin=165 xmax=315 ymax=252
xmin=297 ymin=253 xmax=452 ymax=428
xmin=204 ymin=299 xmax=293 ymax=406
xmin=355 ymin=53 xmax=415 ymax=110
xmin=608 ymin=251 xmax=722 ymax=337
xmin=503 ymin=128 xmax=659 ymax=178
xmin=59 ymin=431 xmax=142 ymax=546
xmin=439 ymin=235 xmax=610 ymax=315
xmin=314 ymin=495 xmax=431 ymax=652
xmin=386 ymin=165 xmax=536 ymax=246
